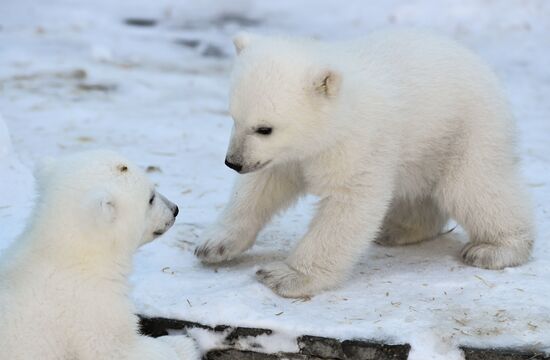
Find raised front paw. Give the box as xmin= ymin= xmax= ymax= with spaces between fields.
xmin=256 ymin=261 xmax=320 ymax=298
xmin=194 ymin=227 xmax=253 ymax=264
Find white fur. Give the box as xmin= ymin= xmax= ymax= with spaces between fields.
xmin=196 ymin=30 xmax=534 ymax=298
xmin=0 ymin=150 xmax=200 ymax=360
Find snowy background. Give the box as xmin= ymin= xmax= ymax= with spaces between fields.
xmin=1 ymin=1 xmax=549 ymax=359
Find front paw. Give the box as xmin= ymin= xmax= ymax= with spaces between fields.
xmin=256 ymin=261 xmax=318 ymax=298
xmin=194 ymin=228 xmax=253 ymax=264
xmin=461 ymin=242 xmax=529 ymax=270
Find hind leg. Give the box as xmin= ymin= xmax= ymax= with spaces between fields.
xmin=376 ymin=196 xmax=449 ymax=246
xmin=437 ymin=162 xmax=534 ymax=269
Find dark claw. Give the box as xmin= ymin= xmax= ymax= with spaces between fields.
xmin=218 ymin=245 xmax=225 ymax=255
xmin=195 ymin=246 xmax=209 ymax=258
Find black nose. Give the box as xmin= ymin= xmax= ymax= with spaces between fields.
xmin=225 ymin=159 xmax=242 ymax=173
xmin=173 ymin=206 xmax=179 ymax=217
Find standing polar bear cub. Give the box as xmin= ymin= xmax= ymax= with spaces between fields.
xmin=0 ymin=150 xmax=199 ymax=360
xmin=196 ymin=30 xmax=534 ymax=298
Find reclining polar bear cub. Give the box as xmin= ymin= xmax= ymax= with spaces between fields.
xmin=195 ymin=30 xmax=534 ymax=298
xmin=0 ymin=150 xmax=199 ymax=360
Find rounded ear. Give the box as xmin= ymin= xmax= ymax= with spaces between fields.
xmin=84 ymin=189 xmax=116 ymax=225
xmin=233 ymin=32 xmax=258 ymax=54
xmin=312 ymin=69 xmax=341 ymax=97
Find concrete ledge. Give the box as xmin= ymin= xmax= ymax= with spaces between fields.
xmin=461 ymin=348 xmax=550 ymax=360
xmin=139 ymin=316 xmax=549 ymax=360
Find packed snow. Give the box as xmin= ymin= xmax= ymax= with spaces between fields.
xmin=0 ymin=1 xmax=549 ymax=359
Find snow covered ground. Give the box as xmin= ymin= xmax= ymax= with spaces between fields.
xmin=1 ymin=1 xmax=549 ymax=359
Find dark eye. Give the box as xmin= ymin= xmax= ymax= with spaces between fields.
xmin=256 ymin=127 xmax=273 ymax=135
xmin=149 ymin=193 xmax=155 ymax=205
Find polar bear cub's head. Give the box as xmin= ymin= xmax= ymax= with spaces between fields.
xmin=34 ymin=150 xmax=179 ymax=254
xmin=225 ymin=33 xmax=342 ymax=174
